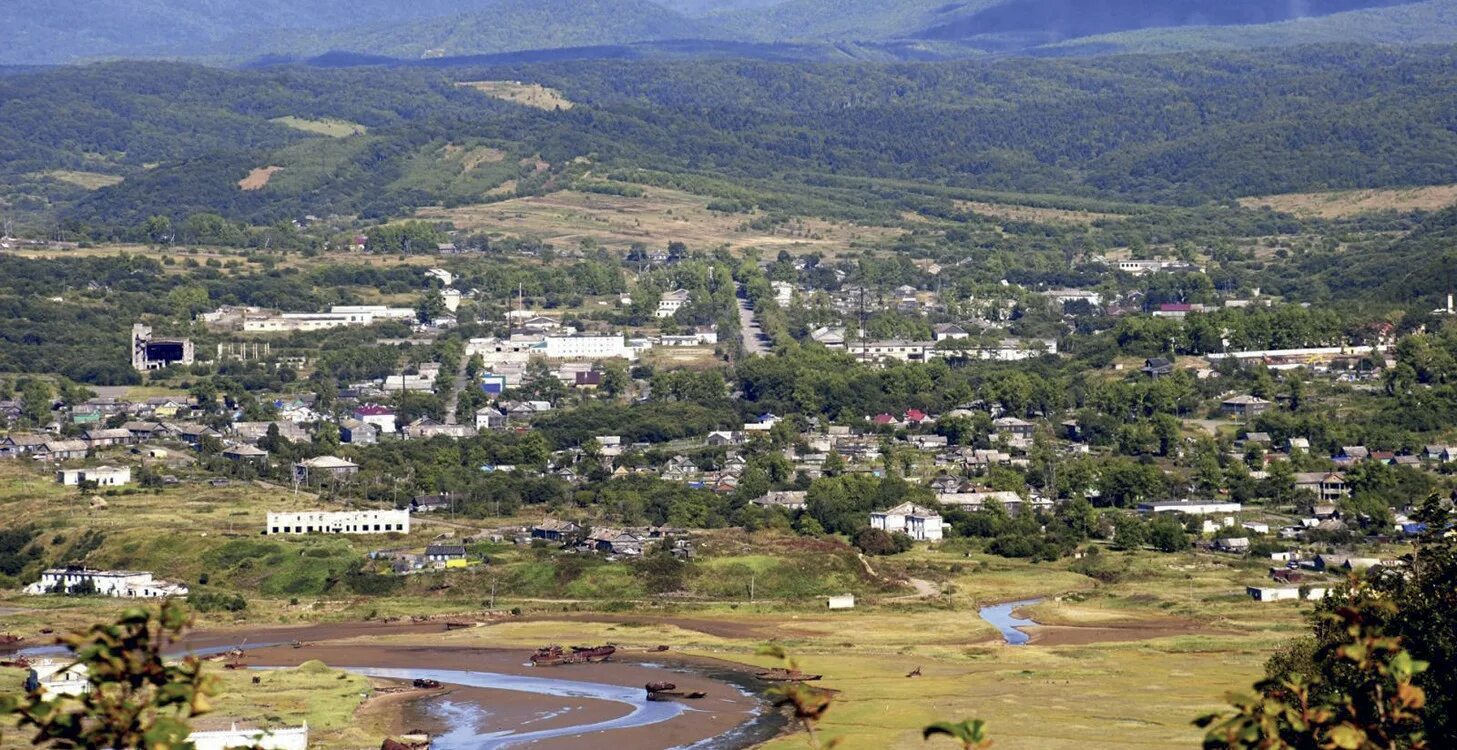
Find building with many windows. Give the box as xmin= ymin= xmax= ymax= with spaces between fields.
xmin=265 ymin=510 xmax=410 ymax=535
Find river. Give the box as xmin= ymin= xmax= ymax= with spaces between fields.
xmin=978 ymin=598 xmax=1044 ymax=645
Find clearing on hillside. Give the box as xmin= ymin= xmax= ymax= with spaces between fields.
xmin=416 ymin=186 xmax=903 ymax=255
xmin=1239 ymin=183 xmax=1457 ymax=218
xmin=238 ymin=166 xmax=283 ymax=191
xmin=457 ymin=81 xmax=575 ymax=111
xmin=955 ymin=199 xmax=1121 ymax=225
xmin=42 ymin=170 xmax=124 ymax=190
xmin=270 ymin=116 xmax=368 ymax=137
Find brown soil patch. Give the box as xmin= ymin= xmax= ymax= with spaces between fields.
xmin=1239 ymin=183 xmax=1457 ymax=218
xmin=238 ymin=166 xmax=283 ymax=191
xmin=1026 ymin=620 xmax=1223 ymax=647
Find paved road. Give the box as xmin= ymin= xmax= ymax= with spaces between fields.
xmin=736 ymin=285 xmax=770 ymax=356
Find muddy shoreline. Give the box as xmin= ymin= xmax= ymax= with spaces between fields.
xmin=247 ymin=643 xmax=781 ymax=750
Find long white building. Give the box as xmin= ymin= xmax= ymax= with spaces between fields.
xmin=189 ymin=724 xmax=309 ymax=750
xmin=265 ymin=510 xmax=410 ymax=535
xmin=539 ymin=334 xmax=634 ymax=360
xmin=24 ymin=568 xmax=188 ymax=598
xmin=870 ymin=502 xmax=944 ymax=541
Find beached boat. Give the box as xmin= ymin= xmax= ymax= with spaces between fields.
xmin=755 ymin=667 xmax=822 ymax=682
xmin=529 ymin=644 xmax=616 ymax=665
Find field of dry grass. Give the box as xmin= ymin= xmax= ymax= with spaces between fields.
xmin=417 ymin=187 xmax=903 ymax=256
xmin=1239 ymin=183 xmax=1457 ymax=218
xmin=40 ymin=170 xmax=124 ymax=190
xmin=456 ymin=80 xmax=575 ymax=110
xmin=955 ymin=199 xmax=1120 ymax=225
xmin=269 ymin=116 xmax=368 ymax=138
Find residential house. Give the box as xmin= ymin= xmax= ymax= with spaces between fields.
xmin=751 ymin=491 xmax=808 ymax=511
xmin=1221 ymin=395 xmax=1272 ymax=417
xmin=475 ymin=408 xmax=510 ymax=431
xmin=222 ymin=445 xmax=268 ymax=463
xmin=293 ymin=456 xmax=359 ymax=483
xmin=583 ymin=528 xmax=644 ymax=556
xmin=705 ymin=430 xmax=743 ymax=447
xmin=0 ymin=434 xmax=50 ymax=458
xmin=410 ymin=494 xmax=451 ymax=513
xmin=121 ymin=421 xmax=167 ymax=442
xmin=932 ymin=324 xmax=970 ymax=342
xmin=992 ymin=417 xmax=1035 ymax=442
xmin=39 ymin=439 xmax=89 ymax=461
xmin=352 ymin=405 xmax=397 ymax=435
xmin=403 ymin=418 xmax=475 ymax=440
xmin=339 ymin=418 xmax=377 ymax=445
xmin=1141 ymin=358 xmax=1174 ymax=379
xmin=656 ymin=289 xmax=691 ymax=318
xmin=531 ymin=520 xmax=581 ymax=543
xmin=424 ymin=544 xmax=467 ymax=564
xmin=82 ymin=428 xmax=134 ymax=448
xmin=1294 ymin=472 xmax=1349 ymax=503
xmin=870 ymin=502 xmax=944 ymax=542
xmin=1287 ymin=437 xmax=1310 ymax=453
xmin=233 ymin=421 xmax=310 ymax=445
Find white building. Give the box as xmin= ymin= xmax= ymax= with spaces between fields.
xmin=426 ymin=268 xmax=455 ymax=286
xmin=1137 ymin=500 xmax=1243 ymax=515
xmin=827 ymin=594 xmax=855 ymax=610
xmin=440 ymin=288 xmax=462 ymax=313
xmin=656 ymin=289 xmax=691 ymax=318
xmin=870 ymin=501 xmax=944 ymax=541
xmin=24 ymin=568 xmax=188 ymax=598
xmin=265 ymin=510 xmax=410 ymax=535
xmin=329 ymin=305 xmax=416 ymax=320
xmin=1247 ymin=586 xmax=1330 ymax=602
xmin=28 ymin=661 xmax=90 ymax=697
xmin=189 ymin=724 xmax=309 ymax=750
xmin=847 ymin=340 xmax=929 ymax=363
xmin=771 ymin=282 xmax=794 ymax=307
xmin=56 ymin=466 xmax=132 ymax=487
xmin=539 ymin=334 xmax=633 ymax=360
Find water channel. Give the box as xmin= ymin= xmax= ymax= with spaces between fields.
xmin=977 ymin=598 xmax=1045 ymax=645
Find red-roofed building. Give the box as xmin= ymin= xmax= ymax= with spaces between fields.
xmin=871 ymin=413 xmax=897 ymax=426
xmin=352 ymin=404 xmax=397 ymax=434
xmin=903 ymin=408 xmax=928 ymax=424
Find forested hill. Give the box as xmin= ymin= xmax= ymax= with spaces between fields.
xmin=0 ymin=0 xmax=1446 ymax=63
xmin=3 ymin=45 xmax=1456 ymax=227
xmin=2 ymin=44 xmax=1457 ymax=224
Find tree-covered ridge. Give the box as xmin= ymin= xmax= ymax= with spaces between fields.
xmin=4 ymin=44 xmax=1457 ymax=228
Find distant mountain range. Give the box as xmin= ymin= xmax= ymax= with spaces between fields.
xmin=3 ymin=0 xmax=1453 ymax=64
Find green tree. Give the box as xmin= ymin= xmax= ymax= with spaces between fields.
xmin=1 ymin=602 xmax=216 ymax=749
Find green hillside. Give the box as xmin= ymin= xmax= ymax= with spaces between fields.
xmin=4 ymin=45 xmax=1457 ymax=228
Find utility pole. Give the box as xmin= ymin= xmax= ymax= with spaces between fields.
xmin=749 ymin=572 xmax=755 ymax=603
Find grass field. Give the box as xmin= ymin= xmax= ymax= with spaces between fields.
xmin=457 ymin=81 xmax=575 ymax=110
xmin=39 ymin=170 xmax=124 ymax=190
xmin=269 ymin=116 xmax=368 ymax=138
xmin=1239 ymin=183 xmax=1457 ymax=218
xmin=955 ymin=199 xmax=1120 ymax=226
xmin=0 ymin=453 xmax=1322 ymax=750
xmin=417 ymin=186 xmax=904 ymax=255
